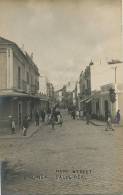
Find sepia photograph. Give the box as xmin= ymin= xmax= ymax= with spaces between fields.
xmin=0 ymin=0 xmax=123 ymax=194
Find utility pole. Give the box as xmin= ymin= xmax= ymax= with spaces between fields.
xmin=114 ymin=66 xmax=117 ymax=84
xmin=108 ymin=59 xmax=123 ymax=113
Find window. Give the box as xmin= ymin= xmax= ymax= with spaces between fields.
xmin=27 ymin=72 xmax=29 ymax=84
xmin=18 ymin=67 xmax=21 ymax=89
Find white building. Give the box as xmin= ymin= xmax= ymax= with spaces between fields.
xmin=91 ymin=83 xmax=123 ymax=124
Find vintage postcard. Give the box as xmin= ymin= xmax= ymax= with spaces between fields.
xmin=0 ymin=0 xmax=123 ymax=194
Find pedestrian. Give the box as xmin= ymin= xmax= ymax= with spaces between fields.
xmin=76 ymin=110 xmax=79 ymax=120
xmin=41 ymin=110 xmax=46 ymax=122
xmin=22 ymin=116 xmax=28 ymax=136
xmin=57 ymin=112 xmax=63 ymax=127
xmin=86 ymin=112 xmax=90 ymax=125
xmin=105 ymin=111 xmax=114 ymax=131
xmin=11 ymin=118 xmax=16 ymax=134
xmin=35 ymin=111 xmax=39 ymax=126
xmin=51 ymin=112 xmax=55 ymax=129
xmin=80 ymin=110 xmax=84 ymax=120
xmin=71 ymin=110 xmax=76 ymax=120
xmin=115 ymin=109 xmax=120 ymax=125
xmin=45 ymin=112 xmax=49 ymax=124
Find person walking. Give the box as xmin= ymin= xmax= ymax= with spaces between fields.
xmin=57 ymin=112 xmax=63 ymax=127
xmin=86 ymin=112 xmax=90 ymax=125
xmin=115 ymin=109 xmax=120 ymax=125
xmin=22 ymin=116 xmax=28 ymax=136
xmin=71 ymin=110 xmax=76 ymax=120
xmin=11 ymin=118 xmax=16 ymax=134
xmin=35 ymin=111 xmax=39 ymax=126
xmin=105 ymin=111 xmax=114 ymax=131
xmin=51 ymin=112 xmax=55 ymax=130
xmin=80 ymin=110 xmax=83 ymax=120
xmin=41 ymin=110 xmax=46 ymax=122
xmin=76 ymin=110 xmax=80 ymax=120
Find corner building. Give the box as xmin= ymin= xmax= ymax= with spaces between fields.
xmin=0 ymin=37 xmax=40 ymax=130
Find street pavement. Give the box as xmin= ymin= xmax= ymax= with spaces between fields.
xmin=1 ymin=113 xmax=123 ymax=194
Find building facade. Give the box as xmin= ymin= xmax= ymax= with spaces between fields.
xmin=46 ymin=82 xmax=54 ymax=107
xmin=91 ymin=83 xmax=123 ymax=124
xmin=0 ymin=37 xmax=40 ymax=130
xmin=55 ymin=89 xmax=63 ymax=107
xmin=79 ymin=65 xmax=92 ymax=113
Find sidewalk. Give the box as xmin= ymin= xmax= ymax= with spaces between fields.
xmin=90 ymin=119 xmax=123 ymax=127
xmin=90 ymin=119 xmax=105 ymax=126
xmin=0 ymin=122 xmax=43 ymax=139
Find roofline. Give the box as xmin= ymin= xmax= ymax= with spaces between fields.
xmin=0 ymin=36 xmax=40 ymax=76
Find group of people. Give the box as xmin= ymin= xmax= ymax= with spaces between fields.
xmin=22 ymin=108 xmax=63 ymax=135
xmin=9 ymin=109 xmax=46 ymax=136
xmin=10 ymin=115 xmax=28 ymax=136
xmin=34 ymin=110 xmax=46 ymax=126
xmin=10 ymin=107 xmax=121 ymax=135
xmin=70 ymin=109 xmax=84 ymax=120
xmin=51 ymin=110 xmax=63 ymax=129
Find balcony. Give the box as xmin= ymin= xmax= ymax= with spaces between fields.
xmin=22 ymin=80 xmax=39 ymax=95
xmin=22 ymin=80 xmax=27 ymax=92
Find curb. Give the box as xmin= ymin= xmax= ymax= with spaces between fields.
xmin=90 ymin=120 xmax=105 ymax=126
xmin=0 ymin=124 xmax=43 ymax=140
xmin=0 ymin=160 xmax=7 ymax=192
xmin=90 ymin=121 xmax=123 ymax=128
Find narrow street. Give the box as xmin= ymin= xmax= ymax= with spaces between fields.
xmin=1 ymin=112 xmax=123 ymax=194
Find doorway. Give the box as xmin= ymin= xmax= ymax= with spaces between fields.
xmin=18 ymin=102 xmax=22 ymax=129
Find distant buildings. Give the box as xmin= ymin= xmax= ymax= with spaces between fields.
xmin=74 ymin=81 xmax=80 ymax=109
xmin=46 ymin=82 xmax=54 ymax=98
xmin=79 ymin=64 xmax=92 ymax=114
xmin=56 ymin=59 xmax=123 ymax=124
xmin=55 ymin=88 xmax=63 ymax=106
xmin=39 ymin=76 xmax=47 ymax=95
xmin=54 ymin=82 xmax=77 ymax=109
xmin=46 ymin=82 xmax=55 ymax=107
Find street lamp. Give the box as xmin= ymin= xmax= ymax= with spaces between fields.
xmin=108 ymin=59 xmax=123 ymax=84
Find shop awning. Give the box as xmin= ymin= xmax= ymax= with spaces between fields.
xmin=85 ymin=97 xmax=93 ymax=103
xmin=0 ymin=91 xmax=40 ymax=99
xmin=80 ymin=96 xmax=94 ymax=103
xmin=80 ymin=97 xmax=90 ymax=103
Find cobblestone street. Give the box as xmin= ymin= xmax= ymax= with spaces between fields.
xmin=1 ymin=113 xmax=123 ymax=194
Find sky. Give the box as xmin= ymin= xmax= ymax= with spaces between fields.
xmin=0 ymin=0 xmax=122 ymax=90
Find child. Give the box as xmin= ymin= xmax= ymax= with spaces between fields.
xmin=11 ymin=118 xmax=16 ymax=134
xmin=57 ymin=113 xmax=63 ymax=126
xmin=105 ymin=112 xmax=114 ymax=131
xmin=22 ymin=116 xmax=28 ymax=136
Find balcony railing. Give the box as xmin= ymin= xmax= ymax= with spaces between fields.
xmin=22 ymin=80 xmax=27 ymax=92
xmin=22 ymin=80 xmax=39 ymax=94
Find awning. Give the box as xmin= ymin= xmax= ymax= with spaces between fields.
xmin=80 ymin=97 xmax=89 ymax=103
xmin=80 ymin=96 xmax=93 ymax=103
xmin=0 ymin=91 xmax=40 ymax=99
xmin=40 ymin=97 xmax=49 ymax=101
xmin=85 ymin=97 xmax=93 ymax=103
